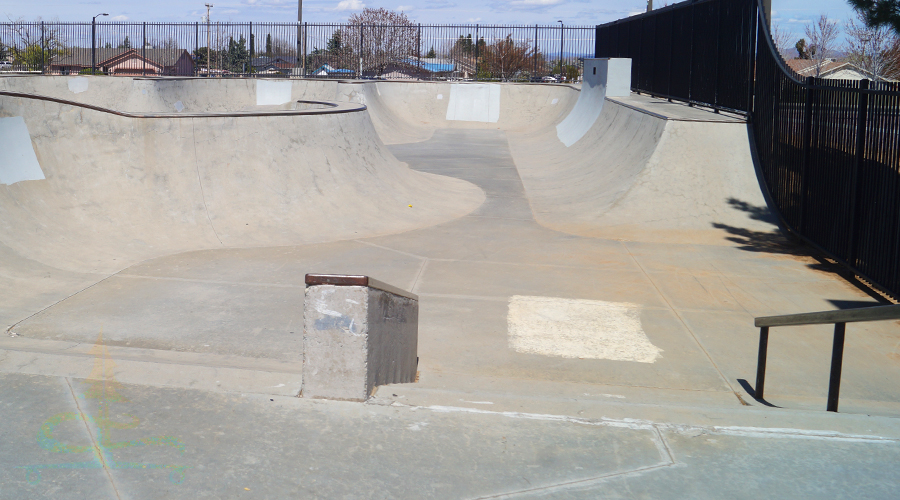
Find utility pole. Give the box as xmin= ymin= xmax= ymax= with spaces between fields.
xmin=647 ymin=0 xmax=653 ymax=12
xmin=297 ymin=0 xmax=304 ymax=76
xmin=92 ymin=13 xmax=108 ymax=74
xmin=205 ymin=4 xmax=212 ymax=77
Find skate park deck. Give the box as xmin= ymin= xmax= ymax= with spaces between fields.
xmin=1 ymin=76 xmax=899 ymax=498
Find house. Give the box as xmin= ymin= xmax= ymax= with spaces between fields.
xmin=251 ymin=56 xmax=295 ymax=74
xmin=363 ymin=57 xmax=456 ymax=80
xmin=785 ymin=58 xmax=888 ymax=81
xmin=311 ymin=64 xmax=355 ymax=78
xmin=50 ymin=48 xmax=194 ymax=76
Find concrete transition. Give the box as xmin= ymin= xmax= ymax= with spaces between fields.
xmin=302 ymin=274 xmax=418 ymax=401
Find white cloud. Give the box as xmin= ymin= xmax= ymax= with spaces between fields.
xmin=468 ymin=17 xmax=482 ymax=22
xmin=398 ymin=5 xmax=414 ymax=11
xmin=788 ymin=18 xmax=812 ymax=24
xmin=335 ymin=0 xmax=365 ymax=11
xmin=111 ymin=15 xmax=129 ymax=21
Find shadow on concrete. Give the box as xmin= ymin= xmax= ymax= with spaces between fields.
xmin=715 ymin=199 xmax=894 ymax=305
xmin=712 ymin=198 xmax=809 ymax=255
xmin=827 ymin=299 xmax=887 ymax=309
xmin=736 ymin=379 xmax=780 ymax=408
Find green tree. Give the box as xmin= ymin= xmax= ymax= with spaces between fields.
xmin=327 ymin=31 xmax=343 ymax=53
xmin=117 ymin=36 xmax=132 ymax=49
xmin=426 ymin=46 xmax=436 ymax=58
xmin=193 ymin=46 xmax=213 ymax=67
xmin=224 ymin=35 xmax=250 ymax=73
xmin=795 ymin=38 xmax=816 ymax=59
xmin=265 ymin=34 xmax=273 ymax=56
xmin=13 ymin=44 xmax=52 ymax=70
xmin=847 ymin=0 xmax=900 ymax=35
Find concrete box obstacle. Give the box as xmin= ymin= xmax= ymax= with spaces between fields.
xmin=302 ymin=274 xmax=419 ymax=401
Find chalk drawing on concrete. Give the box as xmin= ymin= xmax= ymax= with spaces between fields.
xmin=507 ymin=295 xmax=662 ymax=363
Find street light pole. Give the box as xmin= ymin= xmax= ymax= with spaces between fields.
xmin=557 ymin=20 xmax=563 ymax=81
xmin=92 ymin=13 xmax=108 ymax=75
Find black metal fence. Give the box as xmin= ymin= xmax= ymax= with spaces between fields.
xmin=0 ymin=21 xmax=595 ymax=81
xmin=595 ymin=0 xmax=900 ymax=297
xmin=594 ymin=0 xmax=758 ymax=114
xmin=752 ymin=11 xmax=900 ymax=297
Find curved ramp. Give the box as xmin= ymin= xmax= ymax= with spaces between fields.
xmin=511 ymin=97 xmax=775 ymax=244
xmin=0 ymin=87 xmax=483 ymax=278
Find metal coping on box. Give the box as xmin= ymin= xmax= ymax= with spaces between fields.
xmin=305 ymin=274 xmax=418 ymax=301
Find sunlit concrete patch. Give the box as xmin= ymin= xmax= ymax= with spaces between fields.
xmin=446 ymin=83 xmax=500 ymax=123
xmin=0 ymin=117 xmax=44 ymax=185
xmin=67 ymin=77 xmax=89 ymax=94
xmin=507 ymin=295 xmax=662 ymax=363
xmin=256 ymin=79 xmax=292 ymax=105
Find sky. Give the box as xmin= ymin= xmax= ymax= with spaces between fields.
xmin=0 ymin=0 xmax=862 ymax=33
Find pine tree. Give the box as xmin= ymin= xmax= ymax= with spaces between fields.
xmin=847 ymin=0 xmax=900 ymax=35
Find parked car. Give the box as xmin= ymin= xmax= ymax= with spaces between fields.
xmin=541 ymin=75 xmax=558 ymax=83
xmin=0 ymin=61 xmax=12 ymax=70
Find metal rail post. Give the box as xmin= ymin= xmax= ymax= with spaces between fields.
xmin=755 ymin=326 xmax=769 ymax=399
xmin=826 ymin=323 xmax=846 ymax=412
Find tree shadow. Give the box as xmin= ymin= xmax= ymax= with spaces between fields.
xmin=711 ymin=198 xmax=807 ymax=256
xmin=714 ymin=198 xmax=892 ymax=304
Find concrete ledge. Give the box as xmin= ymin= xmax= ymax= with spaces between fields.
xmin=302 ymin=274 xmax=418 ymax=401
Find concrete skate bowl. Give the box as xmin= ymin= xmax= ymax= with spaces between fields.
xmin=0 ymin=77 xmax=486 ymax=329
xmin=0 ymin=74 xmax=776 ymax=335
xmin=353 ymin=74 xmax=776 ymax=246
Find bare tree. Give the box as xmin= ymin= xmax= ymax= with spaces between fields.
xmin=845 ymin=10 xmax=900 ymax=81
xmin=343 ymin=8 xmax=417 ymax=77
xmin=804 ymin=15 xmax=840 ymax=77
xmin=771 ymin=22 xmax=795 ymax=59
xmin=5 ymin=16 xmax=66 ymax=70
xmin=480 ymin=35 xmax=539 ymax=81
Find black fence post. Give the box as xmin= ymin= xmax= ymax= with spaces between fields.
xmin=687 ymin=1 xmax=695 ymax=104
xmin=142 ymin=22 xmax=146 ymax=77
xmin=826 ymin=322 xmax=846 ymax=412
xmin=846 ymin=79 xmax=869 ymax=265
xmin=713 ymin=0 xmax=721 ymax=112
xmin=746 ymin=0 xmax=758 ymax=117
xmin=799 ymin=76 xmax=815 ymax=233
xmin=40 ymin=21 xmax=45 ymax=74
xmin=755 ymin=326 xmax=769 ymax=399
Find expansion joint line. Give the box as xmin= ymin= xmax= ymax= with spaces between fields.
xmin=620 ymin=241 xmax=745 ymax=404
xmin=65 ymin=377 xmax=123 ymax=500
xmin=472 ymin=425 xmax=676 ymax=499
xmin=191 ymin=118 xmax=223 ymax=246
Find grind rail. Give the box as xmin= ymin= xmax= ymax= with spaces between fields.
xmin=754 ymin=304 xmax=900 ymax=412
